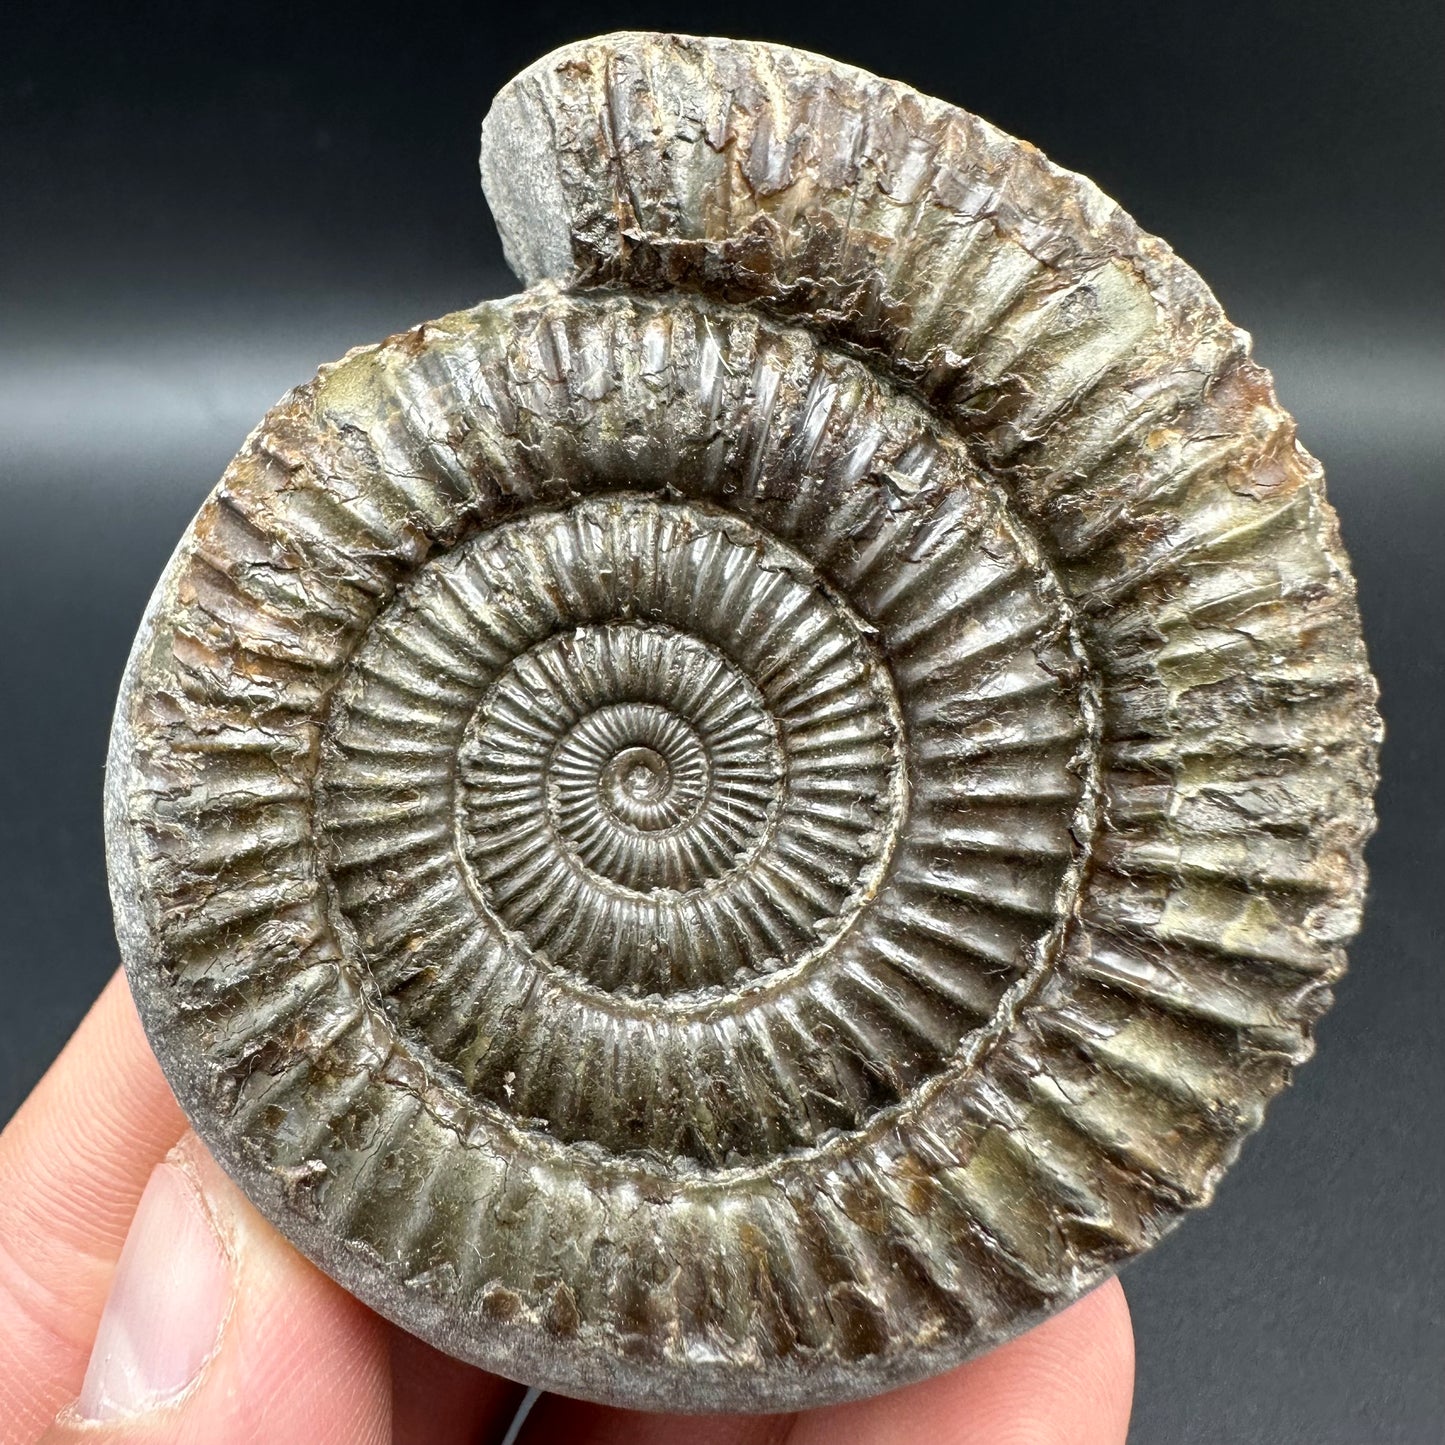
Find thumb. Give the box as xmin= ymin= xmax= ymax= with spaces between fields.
xmin=41 ymin=1133 xmax=390 ymax=1445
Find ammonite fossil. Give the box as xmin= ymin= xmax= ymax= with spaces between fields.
xmin=106 ymin=32 xmax=1381 ymax=1411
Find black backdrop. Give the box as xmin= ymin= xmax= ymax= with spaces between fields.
xmin=3 ymin=3 xmax=1441 ymax=1440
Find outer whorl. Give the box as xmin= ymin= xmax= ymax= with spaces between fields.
xmin=107 ymin=32 xmax=1380 ymax=1412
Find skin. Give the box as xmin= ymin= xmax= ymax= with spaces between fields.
xmin=0 ymin=972 xmax=1134 ymax=1443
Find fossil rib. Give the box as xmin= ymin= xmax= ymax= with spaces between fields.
xmin=106 ymin=32 xmax=1380 ymax=1412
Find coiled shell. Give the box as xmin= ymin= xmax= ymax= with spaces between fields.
xmin=107 ymin=32 xmax=1380 ymax=1412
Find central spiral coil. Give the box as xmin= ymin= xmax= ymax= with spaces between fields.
xmin=464 ymin=625 xmax=784 ymax=907
xmin=555 ymin=701 xmax=718 ymax=857
xmin=446 ymin=496 xmax=909 ymax=995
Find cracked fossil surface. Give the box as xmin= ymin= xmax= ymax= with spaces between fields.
xmin=106 ymin=32 xmax=1381 ymax=1412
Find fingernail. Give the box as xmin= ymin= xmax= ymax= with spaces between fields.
xmin=77 ymin=1161 xmax=232 ymax=1420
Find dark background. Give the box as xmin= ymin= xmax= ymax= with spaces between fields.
xmin=2 ymin=3 xmax=1441 ymax=1440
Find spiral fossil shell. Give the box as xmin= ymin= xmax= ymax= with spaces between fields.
xmin=106 ymin=33 xmax=1380 ymax=1411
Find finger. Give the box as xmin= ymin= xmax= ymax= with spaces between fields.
xmin=517 ymin=1395 xmax=790 ymax=1445
xmin=40 ymin=1131 xmax=391 ymax=1445
xmin=0 ymin=971 xmax=187 ymax=1441
xmin=788 ymin=1277 xmax=1134 ymax=1445
xmin=390 ymin=1327 xmax=527 ymax=1445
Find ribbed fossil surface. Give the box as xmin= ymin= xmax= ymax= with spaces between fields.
xmin=107 ymin=33 xmax=1380 ymax=1411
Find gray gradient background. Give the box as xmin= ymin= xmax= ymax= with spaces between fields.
xmin=2 ymin=2 xmax=1441 ymax=1439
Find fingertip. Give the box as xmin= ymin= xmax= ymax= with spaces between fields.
xmin=1064 ymin=1275 xmax=1135 ymax=1410
xmin=74 ymin=1155 xmax=231 ymax=1421
xmin=42 ymin=1134 xmax=391 ymax=1445
xmin=943 ymin=1279 xmax=1135 ymax=1445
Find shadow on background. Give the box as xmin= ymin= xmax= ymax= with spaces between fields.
xmin=3 ymin=3 xmax=1441 ymax=1440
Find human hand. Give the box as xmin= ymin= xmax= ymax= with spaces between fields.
xmin=1 ymin=972 xmax=1134 ymax=1443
